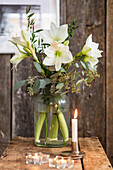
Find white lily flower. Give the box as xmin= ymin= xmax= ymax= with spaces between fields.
xmin=43 ymin=41 xmax=73 ymax=71
xmin=40 ymin=22 xmax=68 ymax=44
xmin=11 ymin=30 xmax=31 ymax=47
xmin=10 ymin=47 xmax=28 ymax=67
xmin=82 ymin=34 xmax=103 ymax=67
xmin=10 ymin=30 xmax=39 ymax=63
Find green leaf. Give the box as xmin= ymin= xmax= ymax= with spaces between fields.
xmin=28 ymin=13 xmax=34 ymax=18
xmin=33 ymin=80 xmax=40 ymax=93
xmin=45 ymin=78 xmax=51 ymax=84
xmin=73 ymin=75 xmax=79 ymax=80
xmin=34 ymin=62 xmax=42 ymax=73
xmin=42 ymin=43 xmax=50 ymax=46
xmin=87 ymin=76 xmax=94 ymax=83
xmin=26 ymin=6 xmax=31 ymax=14
xmin=75 ymin=63 xmax=79 ymax=68
xmin=82 ymin=71 xmax=85 ymax=76
xmin=63 ymin=40 xmax=69 ymax=46
xmin=76 ymin=79 xmax=83 ymax=88
xmin=86 ymin=61 xmax=92 ymax=70
xmin=39 ymin=79 xmax=47 ymax=88
xmin=34 ymin=29 xmax=43 ymax=33
xmin=94 ymin=65 xmax=97 ymax=71
xmin=80 ymin=61 xmax=87 ymax=69
xmin=14 ymin=80 xmax=26 ymax=91
xmin=56 ymin=83 xmax=64 ymax=89
xmin=60 ymin=67 xmax=65 ymax=72
xmin=50 ymin=73 xmax=59 ymax=78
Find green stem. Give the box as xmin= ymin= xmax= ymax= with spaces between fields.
xmin=45 ymin=113 xmax=47 ymax=145
xmin=48 ymin=114 xmax=58 ymax=141
xmin=57 ymin=109 xmax=69 ymax=142
xmin=35 ymin=112 xmax=46 ymax=142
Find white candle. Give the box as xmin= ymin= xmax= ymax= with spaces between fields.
xmin=72 ymin=109 xmax=78 ymax=142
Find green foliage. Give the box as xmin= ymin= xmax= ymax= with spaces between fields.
xmin=33 ymin=80 xmax=40 ymax=93
xmin=34 ymin=61 xmax=42 ymax=73
xmin=26 ymin=6 xmax=31 ymax=14
xmin=56 ymin=83 xmax=64 ymax=89
xmin=66 ymin=18 xmax=78 ymax=40
xmin=39 ymin=79 xmax=47 ymax=88
xmin=14 ymin=80 xmax=26 ymax=91
xmin=60 ymin=67 xmax=65 ymax=72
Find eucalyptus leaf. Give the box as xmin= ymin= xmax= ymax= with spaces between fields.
xmin=73 ymin=75 xmax=79 ymax=80
xmin=80 ymin=61 xmax=87 ymax=69
xmin=40 ymin=79 xmax=47 ymax=88
xmin=33 ymin=80 xmax=40 ymax=93
xmin=60 ymin=67 xmax=65 ymax=72
xmin=86 ymin=61 xmax=92 ymax=70
xmin=87 ymin=77 xmax=94 ymax=83
xmin=34 ymin=62 xmax=42 ymax=73
xmin=94 ymin=65 xmax=97 ymax=71
xmin=14 ymin=80 xmax=26 ymax=91
xmin=82 ymin=71 xmax=85 ymax=76
xmin=56 ymin=83 xmax=64 ymax=89
xmin=50 ymin=73 xmax=59 ymax=78
xmin=45 ymin=78 xmax=51 ymax=84
xmin=75 ymin=63 xmax=79 ymax=68
xmin=76 ymin=79 xmax=83 ymax=88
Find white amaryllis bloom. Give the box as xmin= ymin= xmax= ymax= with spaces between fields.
xmin=40 ymin=22 xmax=68 ymax=44
xmin=43 ymin=41 xmax=73 ymax=71
xmin=10 ymin=30 xmax=39 ymax=63
xmin=11 ymin=30 xmax=31 ymax=47
xmin=82 ymin=34 xmax=103 ymax=67
xmin=10 ymin=48 xmax=28 ymax=67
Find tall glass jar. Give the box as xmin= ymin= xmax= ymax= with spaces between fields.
xmin=34 ymin=89 xmax=70 ymax=148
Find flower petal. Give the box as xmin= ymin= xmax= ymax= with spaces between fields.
xmin=50 ymin=22 xmax=57 ymax=38
xmin=86 ymin=34 xmax=92 ymax=45
xmin=56 ymin=24 xmax=68 ymax=42
xmin=44 ymin=45 xmax=56 ymax=58
xmin=82 ymin=45 xmax=91 ymax=54
xmin=82 ymin=34 xmax=103 ymax=60
xmin=39 ymin=30 xmax=52 ymax=43
xmin=61 ymin=51 xmax=73 ymax=63
xmin=55 ymin=62 xmax=61 ymax=71
xmin=84 ymin=56 xmax=99 ymax=67
xmin=10 ymin=54 xmax=26 ymax=66
xmin=43 ymin=56 xmax=55 ymax=66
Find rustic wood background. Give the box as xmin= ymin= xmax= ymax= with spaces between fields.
xmin=0 ymin=0 xmax=113 ymax=166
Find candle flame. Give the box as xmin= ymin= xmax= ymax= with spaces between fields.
xmin=74 ymin=109 xmax=78 ymax=119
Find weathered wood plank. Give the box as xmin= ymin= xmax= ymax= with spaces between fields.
xmin=0 ymin=54 xmax=11 ymax=143
xmin=106 ymin=0 xmax=113 ymax=165
xmin=79 ymin=137 xmax=112 ymax=169
xmin=0 ymin=137 xmax=82 ymax=170
xmin=60 ymin=0 xmax=67 ymax=24
xmin=65 ymin=0 xmax=106 ymax=148
xmin=12 ymin=59 xmax=36 ymax=138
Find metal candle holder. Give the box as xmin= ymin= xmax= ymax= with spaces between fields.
xmin=60 ymin=140 xmax=85 ymax=159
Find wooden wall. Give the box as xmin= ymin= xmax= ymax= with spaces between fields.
xmin=0 ymin=0 xmax=113 ymax=165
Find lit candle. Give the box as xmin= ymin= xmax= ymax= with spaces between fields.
xmin=72 ymin=109 xmax=78 ymax=142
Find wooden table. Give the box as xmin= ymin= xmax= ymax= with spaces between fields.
xmin=0 ymin=136 xmax=112 ymax=170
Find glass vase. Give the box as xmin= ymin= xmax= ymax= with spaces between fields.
xmin=34 ymin=90 xmax=70 ymax=148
